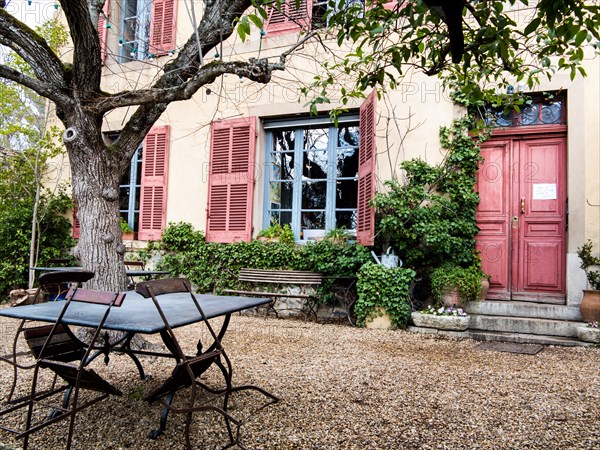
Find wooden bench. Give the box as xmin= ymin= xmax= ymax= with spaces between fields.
xmin=223 ymin=268 xmax=323 ymax=320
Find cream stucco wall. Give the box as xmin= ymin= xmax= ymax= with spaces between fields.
xmin=47 ymin=2 xmax=599 ymax=302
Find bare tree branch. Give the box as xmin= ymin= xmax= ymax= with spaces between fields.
xmin=0 ymin=64 xmax=70 ymax=104
xmin=0 ymin=9 xmax=67 ymax=90
xmin=58 ymin=0 xmax=102 ymax=96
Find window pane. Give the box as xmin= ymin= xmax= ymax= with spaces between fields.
xmin=336 ymin=211 xmax=357 ymax=230
xmin=134 ymin=190 xmax=140 ymax=210
xmin=271 ymin=152 xmax=295 ymax=180
xmin=541 ymin=101 xmax=563 ymax=124
xmin=338 ymin=125 xmax=359 ymax=147
xmin=337 ymin=147 xmax=358 ymax=178
xmin=274 ymin=129 xmax=295 ymax=151
xmin=119 ymin=187 xmax=131 ymax=209
xmin=270 ymin=181 xmax=293 ymax=209
xmin=303 ymin=127 xmax=328 ymax=150
xmin=120 ymin=167 xmax=132 ymax=185
xmin=301 ymin=211 xmax=325 ymax=230
xmin=270 ymin=211 xmax=292 ymax=227
xmin=303 ymin=150 xmax=328 ymax=179
xmin=302 ymin=181 xmax=327 ymax=209
xmin=336 ymin=180 xmax=358 ymax=208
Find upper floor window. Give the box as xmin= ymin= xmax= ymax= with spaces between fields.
xmin=119 ymin=0 xmax=152 ymax=62
xmin=265 ymin=0 xmax=365 ymax=35
xmin=116 ymin=0 xmax=177 ymax=63
xmin=264 ymin=115 xmax=360 ymax=240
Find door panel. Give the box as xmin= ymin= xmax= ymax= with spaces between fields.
xmin=476 ymin=135 xmax=566 ymax=303
xmin=476 ymin=141 xmax=512 ymax=298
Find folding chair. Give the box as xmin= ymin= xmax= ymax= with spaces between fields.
xmin=135 ymin=278 xmax=278 ymax=449
xmin=0 ymin=270 xmax=95 ymax=404
xmin=1 ymin=287 xmax=125 ymax=450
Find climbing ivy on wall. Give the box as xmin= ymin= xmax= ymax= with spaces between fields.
xmin=372 ymin=116 xmax=488 ymax=275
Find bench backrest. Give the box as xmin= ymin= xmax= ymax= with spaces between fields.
xmin=238 ymin=268 xmax=323 ymax=285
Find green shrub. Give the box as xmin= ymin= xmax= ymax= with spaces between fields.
xmin=355 ymin=262 xmax=416 ymax=328
xmin=147 ymin=222 xmax=371 ymax=300
xmin=429 ymin=263 xmax=484 ymax=305
xmin=0 ymin=195 xmax=74 ymax=297
xmin=372 ymin=117 xmax=486 ymax=275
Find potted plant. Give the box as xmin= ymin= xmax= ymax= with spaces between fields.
xmin=411 ymin=305 xmax=470 ymax=331
xmin=355 ymin=262 xmax=416 ymax=329
xmin=120 ymin=217 xmax=135 ymax=240
xmin=257 ymin=223 xmax=295 ymax=244
xmin=430 ymin=264 xmax=486 ymax=308
xmin=577 ymin=240 xmax=600 ymax=322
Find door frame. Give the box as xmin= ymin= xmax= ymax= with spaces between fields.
xmin=478 ymin=124 xmax=568 ymax=304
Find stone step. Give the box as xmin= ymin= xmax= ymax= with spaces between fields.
xmin=468 ymin=314 xmax=584 ymax=337
xmin=466 ymin=300 xmax=582 ymax=321
xmin=468 ymin=330 xmax=592 ymax=347
xmin=408 ymin=326 xmax=592 ymax=347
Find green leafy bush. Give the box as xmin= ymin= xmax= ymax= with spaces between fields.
xmin=372 ymin=117 xmax=486 ymax=275
xmin=577 ymin=240 xmax=600 ymax=291
xmin=0 ymin=194 xmax=74 ymax=297
xmin=355 ymin=262 xmax=416 ymax=328
xmin=146 ymin=222 xmax=370 ymax=300
xmin=429 ymin=264 xmax=485 ymax=305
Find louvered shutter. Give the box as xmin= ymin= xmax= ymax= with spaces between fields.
xmin=97 ymin=0 xmax=110 ymax=64
xmin=382 ymin=1 xmax=398 ymax=10
xmin=265 ymin=0 xmax=311 ymax=35
xmin=150 ymin=0 xmax=177 ymax=56
xmin=206 ymin=118 xmax=256 ymax=243
xmin=356 ymin=90 xmax=377 ymax=246
xmin=72 ymin=207 xmax=80 ymax=239
xmin=138 ymin=126 xmax=170 ymax=240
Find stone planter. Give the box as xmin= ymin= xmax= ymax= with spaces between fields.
xmin=576 ymin=326 xmax=600 ymax=343
xmin=411 ymin=311 xmax=470 ymax=331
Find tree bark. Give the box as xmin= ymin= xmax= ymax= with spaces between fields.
xmin=63 ymin=107 xmax=129 ymax=290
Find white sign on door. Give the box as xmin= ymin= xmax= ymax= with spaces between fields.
xmin=532 ymin=183 xmax=557 ymax=200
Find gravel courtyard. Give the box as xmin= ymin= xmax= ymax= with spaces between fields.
xmin=1 ymin=313 xmax=599 ymax=449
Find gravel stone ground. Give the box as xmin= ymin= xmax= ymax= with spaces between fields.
xmin=0 ymin=313 xmax=599 ymax=449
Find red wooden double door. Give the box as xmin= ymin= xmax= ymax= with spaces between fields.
xmin=475 ymin=133 xmax=567 ymax=304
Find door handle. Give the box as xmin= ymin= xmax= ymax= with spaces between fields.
xmin=520 ymin=198 xmax=525 ymax=214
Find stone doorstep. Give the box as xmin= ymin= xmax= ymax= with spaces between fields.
xmin=466 ymin=300 xmax=582 ymax=321
xmin=408 ymin=326 xmax=594 ymax=347
xmin=468 ymin=314 xmax=585 ymax=337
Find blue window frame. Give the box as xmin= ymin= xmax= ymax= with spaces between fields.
xmin=263 ymin=114 xmax=360 ymax=240
xmin=119 ymin=145 xmax=143 ymax=231
xmin=119 ymin=0 xmax=151 ymax=62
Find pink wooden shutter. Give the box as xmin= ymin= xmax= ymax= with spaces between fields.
xmin=265 ymin=0 xmax=311 ymax=36
xmin=72 ymin=207 xmax=80 ymax=239
xmin=356 ymin=90 xmax=377 ymax=246
xmin=206 ymin=118 xmax=256 ymax=243
xmin=97 ymin=0 xmax=110 ymax=64
xmin=150 ymin=0 xmax=177 ymax=56
xmin=139 ymin=126 xmax=170 ymax=240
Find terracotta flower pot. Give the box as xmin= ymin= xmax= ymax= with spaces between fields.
xmin=580 ymin=290 xmax=600 ymax=322
xmin=479 ymin=277 xmax=490 ymax=301
xmin=442 ymin=287 xmax=463 ymax=308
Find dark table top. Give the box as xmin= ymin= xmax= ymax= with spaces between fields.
xmin=0 ymin=291 xmax=270 ymax=334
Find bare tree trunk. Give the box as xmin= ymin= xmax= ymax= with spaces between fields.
xmin=65 ymin=113 xmax=129 ymax=291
